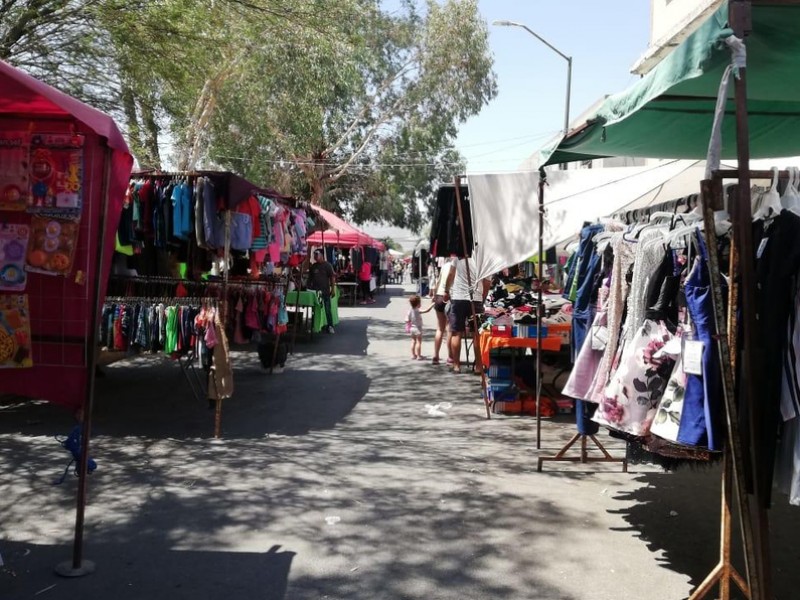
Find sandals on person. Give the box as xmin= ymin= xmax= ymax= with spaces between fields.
xmin=431 ymin=357 xmax=441 ymax=365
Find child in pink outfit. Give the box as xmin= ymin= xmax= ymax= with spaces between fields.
xmin=405 ymin=294 xmax=433 ymax=360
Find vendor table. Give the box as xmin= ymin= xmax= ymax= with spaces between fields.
xmin=337 ymin=281 xmax=358 ymax=306
xmin=477 ymin=327 xmax=571 ymax=429
xmin=286 ymin=287 xmax=340 ymax=335
xmin=478 ymin=331 xmax=562 ymax=368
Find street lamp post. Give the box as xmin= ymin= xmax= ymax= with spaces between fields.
xmin=493 ymin=19 xmax=572 ymax=448
xmin=492 ymin=19 xmax=572 ymax=137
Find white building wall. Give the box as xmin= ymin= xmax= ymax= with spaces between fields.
xmin=634 ymin=0 xmax=722 ymax=74
xmin=650 ymin=0 xmax=710 ymax=43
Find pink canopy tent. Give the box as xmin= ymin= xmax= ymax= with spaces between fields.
xmin=0 ymin=60 xmax=133 ymax=411
xmin=307 ymin=203 xmax=384 ymax=249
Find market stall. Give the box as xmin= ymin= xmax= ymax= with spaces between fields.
xmin=0 ymin=60 xmax=133 ymax=410
xmin=0 ymin=59 xmax=133 ymax=576
xmin=523 ymin=2 xmax=800 ymax=598
xmin=107 ymin=172 xmax=319 ymax=409
xmin=306 ymin=203 xmax=384 ymax=303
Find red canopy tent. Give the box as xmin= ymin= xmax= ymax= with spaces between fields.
xmin=307 ymin=203 xmax=384 ymax=249
xmin=0 ymin=60 xmax=133 ymax=410
xmin=0 ymin=60 xmax=133 ymax=576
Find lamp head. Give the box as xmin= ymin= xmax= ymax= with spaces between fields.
xmin=492 ymin=19 xmax=521 ymax=27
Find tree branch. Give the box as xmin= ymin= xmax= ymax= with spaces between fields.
xmin=327 ymin=95 xmax=407 ymax=183
xmin=324 ymin=53 xmax=418 ymax=157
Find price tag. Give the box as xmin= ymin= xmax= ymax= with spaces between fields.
xmin=683 ymin=340 xmax=704 ymax=376
xmin=757 ymin=237 xmax=769 ymax=259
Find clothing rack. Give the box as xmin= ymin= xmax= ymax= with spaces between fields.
xmin=616 ymin=193 xmax=702 ymax=224
xmin=537 ymin=193 xmax=627 ymax=472
xmin=100 ymin=296 xmax=216 ymax=404
xmin=688 ymin=4 xmax=779 ymax=598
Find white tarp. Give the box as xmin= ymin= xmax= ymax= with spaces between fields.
xmin=467 ymin=159 xmax=706 ymax=282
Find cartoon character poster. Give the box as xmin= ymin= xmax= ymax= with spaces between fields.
xmin=0 ymin=131 xmax=31 ymax=211
xmin=0 ymin=224 xmax=30 ymax=291
xmin=27 ymin=133 xmax=84 ymax=217
xmin=0 ymin=294 xmax=33 ymax=368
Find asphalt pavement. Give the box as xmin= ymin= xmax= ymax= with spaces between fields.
xmin=1 ymin=282 xmax=799 ymax=599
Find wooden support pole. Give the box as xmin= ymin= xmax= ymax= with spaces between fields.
xmin=453 ymin=176 xmax=490 ymax=419
xmin=537 ymin=431 xmax=627 ymax=473
xmin=729 ymin=2 xmax=771 ymax=596
xmin=55 ymin=146 xmax=113 ymax=578
xmin=693 ymin=175 xmax=758 ymax=600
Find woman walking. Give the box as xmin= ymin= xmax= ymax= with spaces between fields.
xmin=430 ymin=258 xmax=455 ymax=365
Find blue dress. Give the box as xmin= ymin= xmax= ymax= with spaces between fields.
xmin=677 ymin=233 xmax=724 ymax=450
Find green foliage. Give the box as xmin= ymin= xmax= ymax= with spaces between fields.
xmin=380 ymin=237 xmax=403 ymax=252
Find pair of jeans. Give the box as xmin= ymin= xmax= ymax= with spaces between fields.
xmin=320 ymin=292 xmax=334 ymax=329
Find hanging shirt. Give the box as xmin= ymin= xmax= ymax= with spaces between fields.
xmin=450 ymin=258 xmax=480 ymax=301
xmin=251 ymin=196 xmax=271 ymax=251
xmin=235 ymin=194 xmax=262 ymax=241
xmin=435 ymin=259 xmax=456 ymax=296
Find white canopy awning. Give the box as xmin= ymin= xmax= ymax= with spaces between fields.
xmin=467 ymin=159 xmax=710 ymax=282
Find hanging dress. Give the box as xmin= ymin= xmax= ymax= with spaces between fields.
xmin=563 ymin=276 xmax=610 ymax=400
xmin=587 ymin=234 xmax=637 ymax=403
xmin=593 ymin=250 xmax=681 ymax=436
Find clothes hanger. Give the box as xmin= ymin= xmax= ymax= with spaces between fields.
xmin=781 ymin=166 xmax=800 ymax=215
xmin=753 ymin=167 xmax=782 ymax=221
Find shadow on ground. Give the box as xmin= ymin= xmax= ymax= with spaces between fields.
xmin=1 ymin=541 xmax=294 ymax=600
xmin=608 ymin=467 xmax=800 ymax=600
xmin=1 ymin=353 xmax=583 ymax=600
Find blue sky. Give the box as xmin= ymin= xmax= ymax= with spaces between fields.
xmin=456 ymin=1 xmax=651 ymax=173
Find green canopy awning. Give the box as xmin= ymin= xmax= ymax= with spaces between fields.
xmin=541 ymin=1 xmax=800 ymax=167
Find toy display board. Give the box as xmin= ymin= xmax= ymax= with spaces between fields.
xmin=0 ymin=223 xmax=29 ymax=290
xmin=27 ymin=132 xmax=84 ymax=217
xmin=25 ymin=216 xmax=79 ymax=276
xmin=0 ymin=131 xmax=30 ymax=211
xmin=0 ymin=294 xmax=32 ymax=368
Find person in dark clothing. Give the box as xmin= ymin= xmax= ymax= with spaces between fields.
xmin=308 ymin=249 xmax=336 ymax=333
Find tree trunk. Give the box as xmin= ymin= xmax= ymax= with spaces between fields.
xmin=140 ymin=94 xmax=162 ymax=170
xmin=121 ymin=83 xmax=145 ymax=166
xmin=298 ymin=154 xmax=330 ymax=207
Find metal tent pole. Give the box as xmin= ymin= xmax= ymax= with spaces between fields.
xmin=535 ymin=169 xmax=545 ymax=448
xmin=213 ymin=211 xmax=232 ymax=439
xmin=689 ymin=177 xmax=755 ymax=600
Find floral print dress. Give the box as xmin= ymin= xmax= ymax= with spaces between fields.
xmin=593 ymin=319 xmax=678 ymax=436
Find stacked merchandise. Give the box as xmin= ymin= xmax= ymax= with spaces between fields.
xmin=0 ymin=131 xmax=88 ymax=373
xmin=486 ymin=355 xmax=517 ymax=413
xmin=483 ymin=272 xmax=572 ymax=341
xmin=485 ymin=352 xmax=557 ymax=416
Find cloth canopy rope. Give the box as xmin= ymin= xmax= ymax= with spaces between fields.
xmin=705 ymin=35 xmax=747 ymax=180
